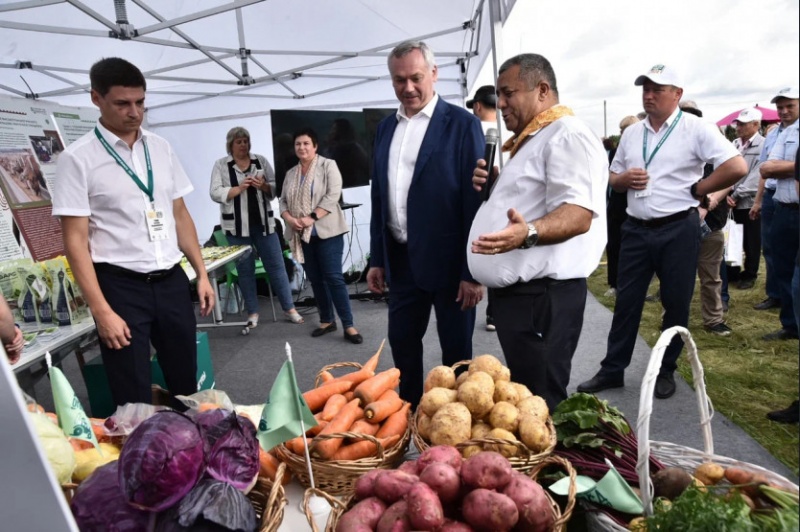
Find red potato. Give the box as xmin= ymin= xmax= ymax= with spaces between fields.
xmin=336 ymin=497 xmax=387 ymax=532
xmin=419 ymin=462 xmax=461 ymax=504
xmin=406 ymin=481 xmax=445 ymax=530
xmin=397 ymin=459 xmax=419 ymax=475
xmin=462 ymin=489 xmax=519 ymax=531
xmin=418 ymin=444 xmax=463 ymax=474
xmin=376 ymin=500 xmax=412 ymax=532
xmin=501 ymin=472 xmax=553 ymax=532
xmin=374 ymin=470 xmax=420 ymax=503
xmin=438 ymin=520 xmax=476 ymax=532
xmin=460 ymin=451 xmax=513 ymax=490
xmin=354 ymin=469 xmax=385 ymax=500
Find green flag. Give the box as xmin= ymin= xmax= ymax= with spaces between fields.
xmin=47 ymin=353 xmax=99 ymax=450
xmin=258 ymin=359 xmax=317 ymax=451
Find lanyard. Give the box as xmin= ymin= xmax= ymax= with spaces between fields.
xmin=94 ymin=127 xmax=154 ymax=202
xmin=642 ymin=110 xmax=682 ymax=169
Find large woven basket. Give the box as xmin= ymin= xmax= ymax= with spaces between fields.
xmin=585 ymin=326 xmax=800 ymax=531
xmin=303 ymin=454 xmax=578 ymax=532
xmin=274 ymin=422 xmax=411 ymax=496
xmin=411 ymin=360 xmax=557 ymax=473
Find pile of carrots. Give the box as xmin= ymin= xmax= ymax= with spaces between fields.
xmin=282 ymin=340 xmax=410 ymax=462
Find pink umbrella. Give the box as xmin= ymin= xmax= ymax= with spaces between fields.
xmin=716 ymin=105 xmax=779 ymax=126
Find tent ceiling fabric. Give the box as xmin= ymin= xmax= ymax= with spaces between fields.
xmin=0 ymin=0 xmax=516 ymax=124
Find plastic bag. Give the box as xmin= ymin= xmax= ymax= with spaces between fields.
xmin=723 ymin=216 xmax=744 ymax=268
xmin=103 ymin=403 xmax=168 ymax=437
xmin=176 ymin=389 xmax=235 ymax=413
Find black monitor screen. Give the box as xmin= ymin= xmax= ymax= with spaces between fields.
xmin=271 ymin=110 xmax=373 ymax=197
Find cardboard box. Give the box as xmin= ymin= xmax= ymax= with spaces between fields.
xmin=82 ymin=332 xmax=215 ymax=418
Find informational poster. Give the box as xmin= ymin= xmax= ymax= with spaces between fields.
xmin=51 ymin=106 xmax=99 ymax=146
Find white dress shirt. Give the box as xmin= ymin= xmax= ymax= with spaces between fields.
xmin=468 ymin=115 xmax=609 ymax=287
xmin=52 ymin=121 xmax=193 ymax=273
xmin=387 ymin=94 xmax=439 ymax=243
xmin=611 ymin=108 xmax=740 ymax=219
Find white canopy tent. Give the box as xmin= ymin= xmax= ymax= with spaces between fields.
xmin=1 ymin=0 xmax=516 ymax=269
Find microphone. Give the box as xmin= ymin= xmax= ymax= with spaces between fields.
xmin=481 ymin=128 xmax=499 ymax=202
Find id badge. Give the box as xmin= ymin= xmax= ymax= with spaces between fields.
xmin=145 ymin=207 xmax=168 ymax=241
xmin=634 ymin=183 xmax=652 ymax=199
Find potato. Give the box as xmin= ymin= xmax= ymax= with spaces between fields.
xmin=462 ymin=488 xmax=519 ymax=531
xmin=517 ymin=395 xmax=549 ymax=422
xmin=406 ymin=482 xmax=444 ymax=530
xmin=417 ymin=411 xmax=433 ymax=440
xmin=466 ymin=371 xmax=495 ymax=396
xmin=652 ymin=467 xmax=693 ymax=500
xmin=628 ymin=516 xmax=647 ymax=531
xmin=496 ymin=365 xmax=511 ymax=382
xmin=461 ymin=451 xmax=513 ymax=490
xmin=518 ymin=414 xmax=551 ymax=453
xmin=456 ymin=370 xmax=470 ymax=387
xmin=418 ymin=445 xmax=463 ymax=474
xmin=438 ymin=519 xmax=476 ymax=532
xmin=376 ymin=500 xmax=411 ymax=532
xmin=397 ymin=460 xmax=419 ymax=475
xmin=493 ymin=381 xmax=520 ymax=405
xmin=488 ymin=401 xmax=520 ymax=433
xmin=512 ymin=383 xmax=533 ymax=402
xmin=471 ymin=421 xmax=492 ymax=439
xmin=420 ymin=387 xmax=458 ymax=417
xmin=461 ymin=445 xmax=482 ymax=459
xmin=469 ymin=354 xmax=507 ymax=382
xmin=374 ymin=470 xmax=420 ymax=503
xmin=486 ymin=428 xmax=519 ymax=458
xmin=502 ymin=471 xmax=554 ymax=531
xmin=694 ymin=462 xmax=725 ymax=486
xmin=457 ymin=381 xmax=494 ymax=418
xmin=337 ymin=497 xmax=387 ymax=532
xmin=424 ymin=366 xmax=457 ymax=392
xmin=354 ymin=469 xmax=384 ymax=500
xmin=420 ymin=462 xmax=461 ymax=504
xmin=430 ymin=403 xmax=472 ymax=447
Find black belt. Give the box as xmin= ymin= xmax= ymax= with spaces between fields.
xmin=94 ymin=262 xmax=179 ymax=283
xmin=628 ymin=208 xmax=696 ymax=229
xmin=776 ymin=202 xmax=800 ymax=211
xmin=494 ymin=277 xmax=580 ymax=297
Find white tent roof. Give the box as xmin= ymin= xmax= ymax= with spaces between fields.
xmin=1 ymin=0 xmax=516 ymax=125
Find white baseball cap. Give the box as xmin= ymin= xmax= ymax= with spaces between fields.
xmin=734 ymin=108 xmax=762 ymax=124
xmin=770 ymin=87 xmax=799 ymax=103
xmin=634 ymin=64 xmax=684 ymax=89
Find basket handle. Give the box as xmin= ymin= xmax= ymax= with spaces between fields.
xmin=303 ymin=487 xmax=345 ymax=532
xmin=314 ymin=361 xmax=363 ymax=387
xmin=636 ymin=326 xmax=714 ymax=515
xmin=529 ymin=454 xmax=577 ymax=530
xmin=312 ymin=431 xmax=390 ymax=460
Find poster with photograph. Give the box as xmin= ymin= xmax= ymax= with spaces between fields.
xmin=51 ymin=107 xmax=99 ymax=146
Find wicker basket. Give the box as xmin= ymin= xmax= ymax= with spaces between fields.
xmin=411 ymin=360 xmax=557 ymax=473
xmin=303 ymin=454 xmax=578 ymax=532
xmin=274 ymin=422 xmax=412 ymax=496
xmin=585 ymin=326 xmax=800 ymax=532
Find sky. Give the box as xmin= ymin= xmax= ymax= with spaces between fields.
xmin=472 ymin=0 xmax=800 ymax=137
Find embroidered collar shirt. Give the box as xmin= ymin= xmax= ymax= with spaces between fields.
xmin=770 ymin=119 xmax=799 ymax=203
xmin=610 ymin=108 xmax=740 ymax=220
xmin=52 ymin=121 xmax=193 ymax=273
xmin=386 ymin=93 xmax=439 ymax=243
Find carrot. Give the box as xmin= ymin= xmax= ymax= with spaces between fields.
xmin=302 ymin=380 xmax=353 ymax=412
xmin=331 ymin=434 xmax=400 ymax=461
xmin=320 ymin=393 xmax=348 ymax=421
xmin=259 ymin=448 xmax=286 ymax=483
xmin=363 ymin=339 xmax=385 ymax=373
xmin=348 ymin=419 xmax=380 ymax=439
xmin=307 ymin=414 xmax=328 ymax=436
xmin=364 ymin=389 xmax=402 ymax=424
xmin=376 ymin=402 xmax=411 ymax=439
xmin=90 ymin=418 xmax=108 ymax=442
xmin=317 ymin=370 xmax=335 ymax=386
xmin=286 ymin=436 xmax=313 ymax=455
xmin=343 ymin=391 xmax=354 ymax=401
xmin=354 ymin=368 xmax=401 ymax=406
xmin=69 ymin=437 xmax=95 ymax=452
xmin=311 ymin=399 xmax=364 ymax=459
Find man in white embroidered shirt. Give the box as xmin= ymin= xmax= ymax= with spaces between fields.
xmin=52 ymin=57 xmax=214 ymax=409
xmin=468 ymin=53 xmax=608 ymax=410
xmin=578 ymin=64 xmax=746 ymax=399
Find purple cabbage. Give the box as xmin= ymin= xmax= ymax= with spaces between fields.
xmin=154 ymin=479 xmax=257 ymax=532
xmin=196 ymin=410 xmax=260 ymax=492
xmin=118 ymin=411 xmax=206 ymax=511
xmin=70 ymin=461 xmax=154 ymax=531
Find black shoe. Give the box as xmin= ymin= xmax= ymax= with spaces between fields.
xmin=645 ymin=293 xmax=660 ymax=303
xmin=737 ymin=279 xmax=755 ymax=290
xmin=762 ymin=328 xmax=799 ymax=341
xmin=344 ymin=330 xmax=363 ymax=344
xmin=766 ymin=401 xmax=799 ymax=423
xmin=655 ymin=373 xmax=676 ymax=399
xmin=754 ymin=297 xmax=781 ymax=310
xmin=722 ymin=300 xmax=729 ymax=312
xmin=577 ymin=373 xmax=624 ymax=393
xmin=705 ymin=322 xmax=732 ymax=336
xmin=311 ymin=322 xmax=337 ymax=337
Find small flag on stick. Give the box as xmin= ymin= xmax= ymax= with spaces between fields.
xmin=46 ymin=352 xmax=99 ymax=450
xmin=258 ymin=348 xmax=318 ymax=451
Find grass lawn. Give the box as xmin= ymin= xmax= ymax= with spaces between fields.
xmin=587 ymin=258 xmax=799 ymax=476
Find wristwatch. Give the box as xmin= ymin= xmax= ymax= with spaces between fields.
xmin=520 ymin=222 xmax=539 ymax=249
xmin=309 ymin=212 xmax=319 ymax=221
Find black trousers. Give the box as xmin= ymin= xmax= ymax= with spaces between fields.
xmin=493 ymin=278 xmax=587 ymax=411
xmin=385 ymin=238 xmax=475 ymax=408
xmin=726 ymin=208 xmax=761 ymax=281
xmin=94 ymin=264 xmax=197 ymax=408
xmin=601 ymin=212 xmax=700 ymax=378
xmin=606 ymin=191 xmax=628 ymax=288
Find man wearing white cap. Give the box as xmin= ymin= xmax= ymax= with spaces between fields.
xmin=578 ymin=64 xmax=746 ymax=399
xmin=725 ymin=108 xmax=765 ymax=290
xmin=760 ymin=87 xmax=799 ymax=341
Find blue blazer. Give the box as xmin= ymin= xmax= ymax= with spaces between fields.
xmin=369 ymin=97 xmax=484 ymax=292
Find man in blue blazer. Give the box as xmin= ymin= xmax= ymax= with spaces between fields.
xmin=367 ymin=40 xmax=485 ymax=407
